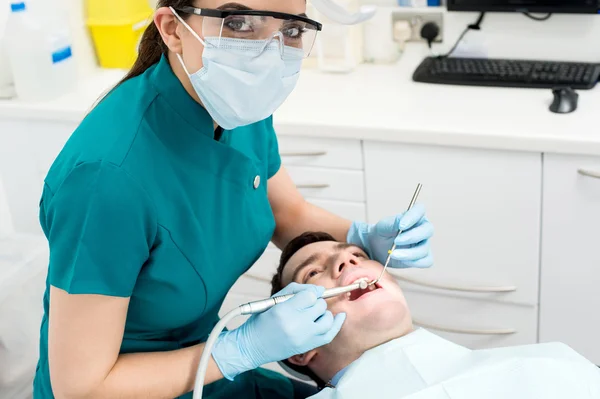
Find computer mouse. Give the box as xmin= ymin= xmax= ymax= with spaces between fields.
xmin=550 ymin=87 xmax=579 ymax=114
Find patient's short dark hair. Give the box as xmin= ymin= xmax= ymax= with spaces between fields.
xmin=270 ymin=232 xmax=338 ymax=389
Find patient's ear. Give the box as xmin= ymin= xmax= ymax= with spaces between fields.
xmin=288 ymin=349 xmax=317 ymax=366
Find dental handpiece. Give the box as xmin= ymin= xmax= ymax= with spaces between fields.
xmin=239 ymin=280 xmax=369 ymax=316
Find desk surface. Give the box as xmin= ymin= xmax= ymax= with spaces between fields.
xmin=1 ymin=46 xmax=599 ymax=156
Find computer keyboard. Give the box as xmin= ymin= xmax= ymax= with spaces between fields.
xmin=413 ymin=57 xmax=600 ymax=90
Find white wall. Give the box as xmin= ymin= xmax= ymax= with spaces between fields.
xmin=363 ymin=0 xmax=600 ymax=62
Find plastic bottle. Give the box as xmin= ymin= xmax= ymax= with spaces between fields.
xmin=0 ymin=5 xmax=15 ymax=99
xmin=0 ymin=35 xmax=15 ymax=99
xmin=5 ymin=1 xmax=77 ymax=101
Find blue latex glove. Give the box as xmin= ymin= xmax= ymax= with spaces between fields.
xmin=212 ymin=283 xmax=346 ymax=381
xmin=347 ymin=203 xmax=434 ymax=268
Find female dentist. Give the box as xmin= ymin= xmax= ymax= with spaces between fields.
xmin=33 ymin=1 xmax=434 ymax=398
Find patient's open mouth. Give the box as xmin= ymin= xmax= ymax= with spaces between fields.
xmin=348 ymin=282 xmax=381 ymax=301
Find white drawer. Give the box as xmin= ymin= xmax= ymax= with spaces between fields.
xmin=308 ymin=198 xmax=366 ymax=222
xmin=278 ymin=136 xmax=363 ymax=170
xmin=287 ymin=166 xmax=365 ymax=202
xmin=364 ymin=142 xmax=541 ymax=307
xmin=539 ymin=154 xmax=600 ymax=365
xmin=404 ymin=289 xmax=538 ymax=350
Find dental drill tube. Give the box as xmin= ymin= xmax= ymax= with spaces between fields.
xmin=193 ymin=281 xmax=368 ymax=398
xmin=192 ymin=307 xmax=242 ymax=399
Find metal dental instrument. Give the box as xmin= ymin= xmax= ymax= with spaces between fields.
xmin=239 ymin=280 xmax=369 ymax=315
xmin=193 ymin=277 xmax=370 ymax=399
xmin=369 ymin=183 xmax=423 ymax=286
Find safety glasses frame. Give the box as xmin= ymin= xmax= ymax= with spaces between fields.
xmin=175 ymin=6 xmax=323 ymax=31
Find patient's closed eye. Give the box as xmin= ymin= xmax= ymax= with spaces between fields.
xmin=304 ymin=268 xmax=323 ymax=283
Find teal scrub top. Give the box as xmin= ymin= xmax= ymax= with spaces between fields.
xmin=33 ymin=55 xmax=293 ymax=399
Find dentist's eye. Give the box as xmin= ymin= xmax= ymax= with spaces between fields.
xmin=282 ymin=23 xmax=305 ymax=40
xmin=224 ymin=16 xmax=253 ymax=33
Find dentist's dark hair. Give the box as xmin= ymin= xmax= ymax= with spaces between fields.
xmin=119 ymin=0 xmax=194 ymax=85
xmin=271 ymin=232 xmax=337 ymax=389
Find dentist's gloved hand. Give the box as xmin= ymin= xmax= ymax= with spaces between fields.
xmin=347 ymin=203 xmax=434 ymax=268
xmin=212 ymin=283 xmax=346 ymax=381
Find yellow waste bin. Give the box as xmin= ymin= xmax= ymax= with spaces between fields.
xmin=86 ymin=0 xmax=154 ymax=69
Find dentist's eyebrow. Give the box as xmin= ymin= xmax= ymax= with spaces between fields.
xmin=217 ymin=3 xmax=253 ymax=11
xmin=217 ymin=3 xmax=309 ymax=17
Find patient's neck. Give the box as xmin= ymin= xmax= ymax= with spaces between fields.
xmin=312 ymin=324 xmax=415 ymax=384
xmin=311 ymin=347 xmax=363 ymax=384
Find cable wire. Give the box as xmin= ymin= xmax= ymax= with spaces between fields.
xmin=523 ymin=12 xmax=552 ymax=21
xmin=438 ymin=12 xmax=486 ymax=59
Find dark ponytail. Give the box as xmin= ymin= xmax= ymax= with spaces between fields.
xmin=118 ymin=0 xmax=195 ymax=85
xmin=120 ymin=23 xmax=166 ymax=83
xmin=91 ymin=0 xmax=194 ymax=107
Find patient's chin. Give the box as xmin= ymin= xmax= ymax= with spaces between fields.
xmin=347 ymin=297 xmax=409 ymax=334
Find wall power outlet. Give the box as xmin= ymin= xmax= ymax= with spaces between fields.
xmin=391 ymin=9 xmax=444 ymax=43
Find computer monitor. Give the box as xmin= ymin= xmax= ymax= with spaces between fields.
xmin=447 ymin=0 xmax=598 ymax=14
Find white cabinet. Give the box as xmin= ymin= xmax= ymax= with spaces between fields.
xmin=539 ymin=154 xmax=600 ymax=365
xmin=5 ymin=116 xmax=600 ymax=365
xmin=278 ymin=136 xmax=364 ymax=170
xmin=364 ymin=141 xmax=542 ymax=307
xmin=406 ymin=290 xmax=538 ymax=349
xmin=364 ymin=141 xmax=542 ymax=348
xmin=286 ymin=166 xmax=365 ymax=202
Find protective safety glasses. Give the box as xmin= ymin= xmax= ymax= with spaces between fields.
xmin=174 ymin=7 xmax=322 ymax=59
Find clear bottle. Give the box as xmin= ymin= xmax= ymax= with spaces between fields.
xmin=0 ymin=5 xmax=15 ymax=98
xmin=0 ymin=35 xmax=15 ymax=99
xmin=5 ymin=1 xmax=77 ymax=101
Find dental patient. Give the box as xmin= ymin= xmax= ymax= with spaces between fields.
xmin=270 ymin=232 xmax=600 ymax=399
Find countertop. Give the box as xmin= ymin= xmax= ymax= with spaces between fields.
xmin=1 ymin=46 xmax=600 ymax=156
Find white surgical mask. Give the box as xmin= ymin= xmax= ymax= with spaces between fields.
xmin=171 ymin=8 xmax=303 ymax=130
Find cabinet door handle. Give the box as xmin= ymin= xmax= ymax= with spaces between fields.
xmin=578 ymin=168 xmax=600 ymax=179
xmin=392 ymin=274 xmax=517 ymax=293
xmin=413 ymin=319 xmax=517 ymax=335
xmin=281 ymin=151 xmax=328 ymax=157
xmin=296 ymin=183 xmax=331 ymax=189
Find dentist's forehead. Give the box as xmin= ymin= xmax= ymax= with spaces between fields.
xmin=200 ymin=0 xmax=306 ymax=14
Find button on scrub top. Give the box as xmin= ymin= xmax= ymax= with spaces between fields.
xmin=33 ymin=55 xmax=293 ymax=399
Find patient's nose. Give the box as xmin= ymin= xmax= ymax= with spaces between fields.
xmin=334 ymin=252 xmax=360 ymax=277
